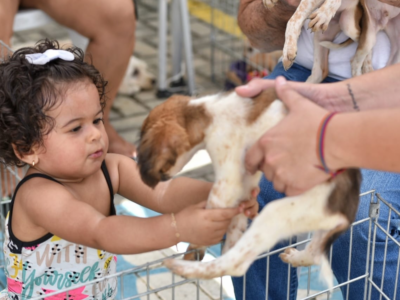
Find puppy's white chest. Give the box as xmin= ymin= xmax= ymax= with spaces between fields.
xmin=204 ymin=96 xmax=286 ymax=152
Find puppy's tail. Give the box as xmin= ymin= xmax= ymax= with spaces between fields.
xmin=320 ymin=38 xmax=354 ymax=50
xmin=320 ymin=255 xmax=334 ymax=291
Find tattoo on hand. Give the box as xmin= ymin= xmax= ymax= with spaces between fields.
xmin=347 ymin=84 xmax=360 ymax=111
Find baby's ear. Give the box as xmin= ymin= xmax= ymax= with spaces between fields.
xmin=11 ymin=143 xmax=39 ymax=166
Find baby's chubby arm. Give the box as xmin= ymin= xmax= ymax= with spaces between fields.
xmin=20 ymin=175 xmax=240 ymax=254
xmin=108 ymin=153 xmax=213 ymax=213
xmin=109 ymin=154 xmax=258 ymax=216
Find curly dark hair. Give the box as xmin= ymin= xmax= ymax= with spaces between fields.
xmin=0 ymin=39 xmax=108 ymax=167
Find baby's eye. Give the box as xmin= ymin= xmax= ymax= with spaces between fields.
xmin=71 ymin=126 xmax=81 ymax=132
xmin=94 ymin=118 xmax=104 ymax=124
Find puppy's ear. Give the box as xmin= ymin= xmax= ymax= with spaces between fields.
xmin=183 ymin=104 xmax=211 ymax=146
xmin=137 ymin=128 xmax=168 ymax=188
xmin=137 ymin=123 xmax=190 ymax=188
xmin=137 ymin=94 xmax=208 ymax=188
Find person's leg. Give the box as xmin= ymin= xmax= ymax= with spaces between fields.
xmin=21 ymin=0 xmax=137 ymax=157
xmin=0 ymin=0 xmax=19 ymax=46
xmin=331 ymin=170 xmax=400 ymax=299
xmin=231 ymin=61 xmax=339 ymax=300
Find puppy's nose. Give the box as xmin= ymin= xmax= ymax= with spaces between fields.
xmin=151 ymin=78 xmax=156 ymax=85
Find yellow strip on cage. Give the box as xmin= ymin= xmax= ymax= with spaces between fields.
xmin=187 ymin=0 xmax=244 ymax=38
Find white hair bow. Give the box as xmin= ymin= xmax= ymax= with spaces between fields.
xmin=25 ymin=49 xmax=74 ymax=65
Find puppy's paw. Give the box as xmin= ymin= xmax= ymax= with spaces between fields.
xmin=279 ymin=248 xmax=301 ymax=266
xmin=263 ymin=0 xmax=278 ymax=9
xmin=308 ymin=10 xmax=335 ymax=32
xmin=350 ymin=57 xmax=363 ymax=77
xmin=361 ymin=56 xmax=374 ymax=74
xmin=280 ymin=248 xmax=316 ymax=267
xmin=164 ymin=259 xmax=190 ymax=277
xmin=183 ymin=245 xmax=206 ymax=261
xmin=282 ymin=45 xmax=297 ymax=70
xmin=163 ymin=258 xmax=222 ymax=279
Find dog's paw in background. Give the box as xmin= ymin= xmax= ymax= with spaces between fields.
xmin=282 ymin=41 xmax=297 ymax=70
xmin=119 ymin=56 xmax=156 ymax=95
xmin=263 ymin=0 xmax=279 ymax=9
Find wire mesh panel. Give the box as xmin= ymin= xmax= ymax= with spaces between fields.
xmin=0 ymin=165 xmax=27 ymax=291
xmin=138 ymin=0 xmax=281 ymax=93
xmin=1 ymin=5 xmax=399 ymax=299
xmin=0 ymin=163 xmax=398 ymax=300
xmin=0 ymin=41 xmax=13 ymax=63
xmin=184 ymin=0 xmax=283 ymax=90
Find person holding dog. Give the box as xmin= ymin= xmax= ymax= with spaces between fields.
xmin=242 ymin=71 xmax=400 ymax=194
xmin=233 ymin=0 xmax=400 ymax=299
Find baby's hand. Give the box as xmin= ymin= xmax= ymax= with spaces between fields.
xmin=175 ymin=201 xmax=239 ymax=246
xmin=238 ymin=188 xmax=260 ymax=219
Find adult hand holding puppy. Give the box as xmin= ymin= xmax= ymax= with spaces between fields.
xmin=243 ymin=77 xmax=331 ymax=196
xmin=239 ymin=67 xmax=400 ymax=196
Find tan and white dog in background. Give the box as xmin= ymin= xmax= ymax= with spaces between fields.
xmin=137 ymin=91 xmax=361 ymax=287
xmin=264 ymin=0 xmax=400 ymax=82
xmin=119 ymin=56 xmax=156 ymax=95
xmin=350 ymin=0 xmax=400 ymax=76
xmin=263 ymin=0 xmax=364 ymax=83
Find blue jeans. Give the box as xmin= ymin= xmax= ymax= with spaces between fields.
xmin=232 ymin=62 xmax=400 ymax=300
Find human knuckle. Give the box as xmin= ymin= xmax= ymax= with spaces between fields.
xmin=259 ymin=134 xmax=272 ymax=147
xmin=275 ymin=168 xmax=285 ymax=179
xmin=265 ymin=155 xmax=277 ymax=166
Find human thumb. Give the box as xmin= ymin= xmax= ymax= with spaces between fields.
xmin=236 ymin=78 xmax=275 ymax=98
xmin=275 ymin=76 xmax=302 ymax=110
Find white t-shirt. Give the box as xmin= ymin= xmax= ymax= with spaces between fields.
xmin=295 ymin=20 xmax=391 ymax=80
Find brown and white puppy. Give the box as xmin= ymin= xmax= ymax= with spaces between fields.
xmin=263 ymin=0 xmax=363 ymax=82
xmin=137 ymin=90 xmax=361 ymax=287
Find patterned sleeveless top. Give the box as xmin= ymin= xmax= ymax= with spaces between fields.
xmin=2 ymin=161 xmax=118 ymax=300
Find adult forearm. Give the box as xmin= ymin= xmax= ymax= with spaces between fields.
xmin=238 ymin=0 xmax=295 ymax=52
xmin=326 ymin=109 xmax=400 ymax=172
xmin=322 ymin=64 xmax=400 ymax=112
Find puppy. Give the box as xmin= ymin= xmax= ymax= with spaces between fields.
xmin=119 ymin=56 xmax=156 ymax=95
xmin=263 ymin=0 xmax=363 ymax=83
xmin=350 ymin=0 xmax=400 ymax=76
xmin=137 ymin=90 xmax=361 ymax=287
